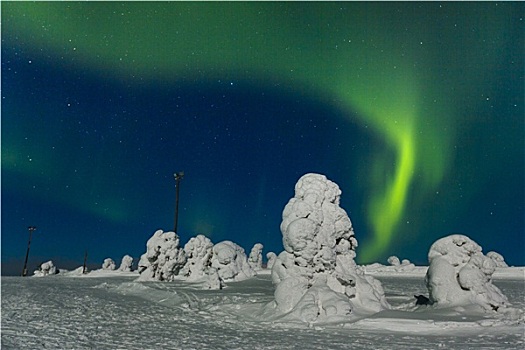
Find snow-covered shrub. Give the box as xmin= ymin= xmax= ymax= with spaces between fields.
xmin=269 ymin=173 xmax=389 ymax=323
xmin=180 ymin=234 xmax=214 ymax=281
xmin=486 ymin=251 xmax=509 ymax=268
xmin=34 ymin=260 xmax=58 ymax=277
xmin=118 ymin=255 xmax=134 ymax=272
xmin=387 ymin=256 xmax=401 ymax=266
xmin=102 ymin=258 xmax=116 ymax=271
xmin=266 ymin=252 xmax=277 ymax=269
xmin=210 ymin=241 xmax=255 ymax=282
xmin=401 ymin=259 xmax=411 ymax=266
xmin=425 ymin=234 xmax=509 ymax=312
xmin=248 ymin=243 xmax=264 ymax=271
xmin=137 ymin=230 xmax=186 ymax=281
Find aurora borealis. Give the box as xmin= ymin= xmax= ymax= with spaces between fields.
xmin=2 ymin=2 xmax=524 ymax=274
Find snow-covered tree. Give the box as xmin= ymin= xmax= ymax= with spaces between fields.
xmin=266 ymin=252 xmax=277 ymax=269
xmin=425 ymin=234 xmax=509 ymax=312
xmin=248 ymin=243 xmax=264 ymax=271
xmin=387 ymin=256 xmax=401 ymax=266
xmin=137 ymin=230 xmax=186 ymax=281
xmin=34 ymin=260 xmax=58 ymax=277
xmin=118 ymin=255 xmax=134 ymax=272
xmin=211 ymin=241 xmax=255 ymax=282
xmin=180 ymin=234 xmax=214 ymax=280
xmin=102 ymin=258 xmax=116 ymax=271
xmin=269 ymin=173 xmax=389 ymax=323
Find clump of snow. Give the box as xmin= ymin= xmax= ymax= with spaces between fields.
xmin=34 ymin=260 xmax=58 ymax=277
xmin=248 ymin=243 xmax=264 ymax=271
xmin=137 ymin=230 xmax=186 ymax=281
xmin=102 ymin=258 xmax=116 ymax=271
xmin=211 ymin=241 xmax=255 ymax=282
xmin=268 ymin=173 xmax=389 ymax=323
xmin=425 ymin=234 xmax=510 ymax=312
xmin=486 ymin=251 xmax=509 ymax=268
xmin=118 ymin=255 xmax=134 ymax=272
xmin=266 ymin=252 xmax=277 ymax=269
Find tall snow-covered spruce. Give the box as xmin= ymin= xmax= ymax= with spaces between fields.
xmin=268 ymin=173 xmax=389 ymax=323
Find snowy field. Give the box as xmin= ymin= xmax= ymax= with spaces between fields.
xmin=2 ymin=269 xmax=524 ymax=350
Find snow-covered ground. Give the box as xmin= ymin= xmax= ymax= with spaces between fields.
xmin=2 ymin=268 xmax=524 ymax=349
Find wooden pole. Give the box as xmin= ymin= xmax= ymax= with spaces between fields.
xmin=22 ymin=226 xmax=36 ymax=277
xmin=82 ymin=250 xmax=88 ymax=274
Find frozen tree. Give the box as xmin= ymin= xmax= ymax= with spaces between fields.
xmin=137 ymin=230 xmax=186 ymax=281
xmin=180 ymin=234 xmax=214 ymax=281
xmin=118 ymin=255 xmax=134 ymax=272
xmin=387 ymin=256 xmax=401 ymax=266
xmin=34 ymin=260 xmax=58 ymax=276
xmin=266 ymin=252 xmax=277 ymax=269
xmin=248 ymin=243 xmax=264 ymax=271
xmin=269 ymin=173 xmax=389 ymax=323
xmin=486 ymin=251 xmax=509 ymax=268
xmin=210 ymin=241 xmax=255 ymax=282
xmin=425 ymin=234 xmax=509 ymax=312
xmin=102 ymin=258 xmax=116 ymax=271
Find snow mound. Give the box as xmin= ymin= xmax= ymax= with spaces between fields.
xmin=266 ymin=252 xmax=277 ymax=269
xmin=268 ymin=173 xmax=389 ymax=323
xmin=248 ymin=243 xmax=264 ymax=271
xmin=426 ymin=234 xmax=512 ymax=313
xmin=118 ymin=255 xmax=134 ymax=272
xmin=211 ymin=241 xmax=255 ymax=282
xmin=486 ymin=251 xmax=509 ymax=268
xmin=102 ymin=258 xmax=116 ymax=271
xmin=137 ymin=230 xmax=186 ymax=281
xmin=34 ymin=260 xmax=58 ymax=276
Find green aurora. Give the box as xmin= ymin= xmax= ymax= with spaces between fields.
xmin=3 ymin=2 xmax=522 ymax=262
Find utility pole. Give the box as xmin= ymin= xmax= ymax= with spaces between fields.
xmin=22 ymin=226 xmax=36 ymax=277
xmin=174 ymin=171 xmax=184 ymax=233
xmin=82 ymin=250 xmax=88 ymax=274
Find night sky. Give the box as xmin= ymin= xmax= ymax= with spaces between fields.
xmin=2 ymin=2 xmax=524 ymax=275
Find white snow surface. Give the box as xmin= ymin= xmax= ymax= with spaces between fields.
xmin=2 ymin=270 xmax=523 ymax=349
xmin=269 ymin=173 xmax=389 ymax=323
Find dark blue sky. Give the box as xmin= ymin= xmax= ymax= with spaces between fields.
xmin=2 ymin=2 xmax=524 ymax=275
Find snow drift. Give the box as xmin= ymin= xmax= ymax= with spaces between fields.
xmin=425 ymin=234 xmax=511 ymax=313
xmin=268 ymin=173 xmax=389 ymax=323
